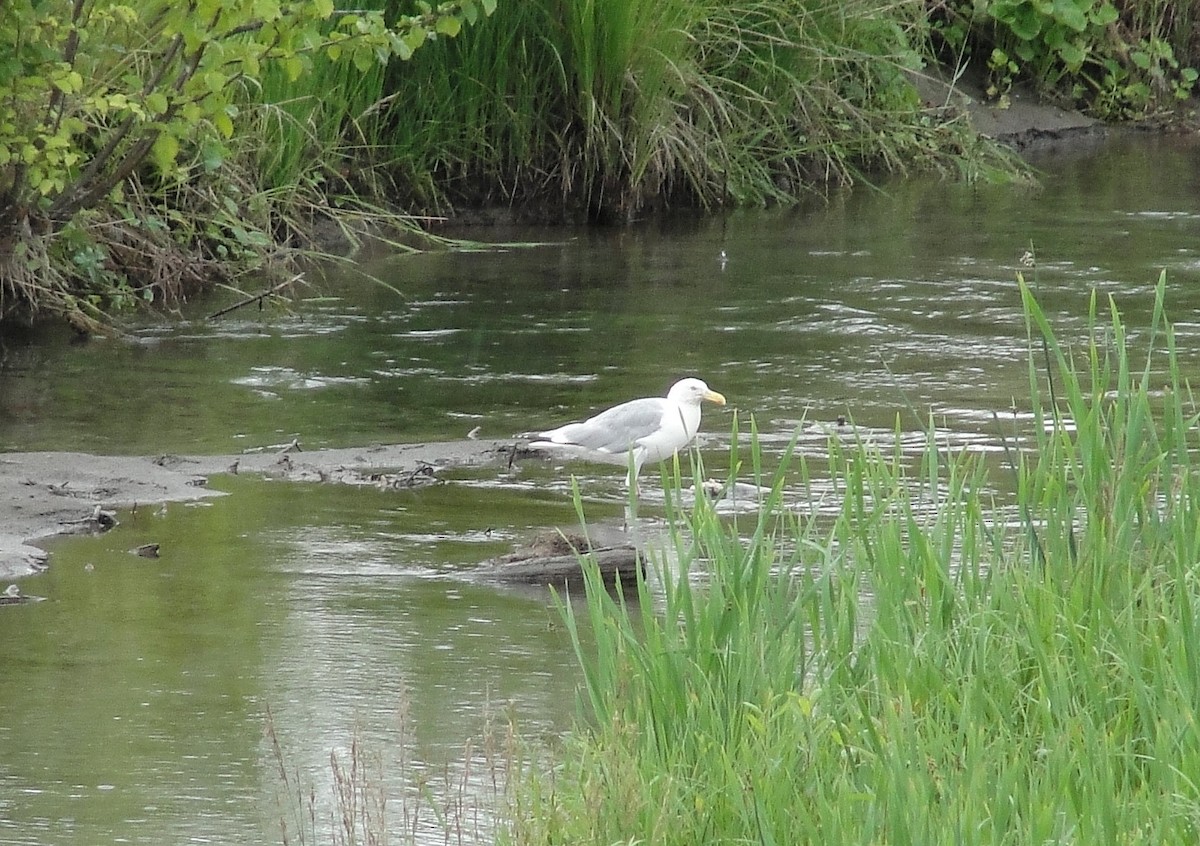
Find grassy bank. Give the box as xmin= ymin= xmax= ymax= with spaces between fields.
xmin=365 ymin=0 xmax=1020 ymax=219
xmin=502 ymin=275 xmax=1200 ymax=844
xmin=2 ymin=0 xmax=1023 ymax=328
xmin=3 ymin=1 xmax=1197 ymax=327
xmin=257 ymin=0 xmax=1200 ymax=222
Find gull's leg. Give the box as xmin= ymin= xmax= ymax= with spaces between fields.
xmin=621 ymin=451 xmax=645 ymax=532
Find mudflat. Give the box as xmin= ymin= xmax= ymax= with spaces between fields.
xmin=0 ymin=440 xmax=515 ymax=578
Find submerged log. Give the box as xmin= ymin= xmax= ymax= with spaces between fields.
xmin=471 ymin=527 xmax=642 ymax=591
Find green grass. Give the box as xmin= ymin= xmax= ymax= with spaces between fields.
xmin=503 ymin=273 xmax=1200 ymax=844
xmin=364 ymin=0 xmax=1023 ymax=219
xmin=2 ymin=0 xmax=1033 ymax=326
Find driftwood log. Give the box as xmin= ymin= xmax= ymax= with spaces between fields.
xmin=470 ymin=527 xmax=642 ymax=591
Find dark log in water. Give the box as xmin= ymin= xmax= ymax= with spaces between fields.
xmin=471 ymin=528 xmax=642 ymax=591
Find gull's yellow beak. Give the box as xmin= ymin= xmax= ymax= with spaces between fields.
xmin=704 ymin=389 xmax=727 ymax=406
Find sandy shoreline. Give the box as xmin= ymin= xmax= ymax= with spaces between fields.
xmin=0 ymin=440 xmax=516 ymax=579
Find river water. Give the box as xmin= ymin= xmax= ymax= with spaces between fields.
xmin=2 ymin=132 xmax=1200 ymax=845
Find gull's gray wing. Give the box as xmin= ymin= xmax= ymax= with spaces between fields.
xmin=544 ymin=398 xmax=668 ymax=454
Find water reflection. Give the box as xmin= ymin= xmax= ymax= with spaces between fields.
xmin=2 ymin=132 xmax=1200 ymax=844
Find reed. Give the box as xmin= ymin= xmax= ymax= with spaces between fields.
xmin=267 ymin=698 xmax=523 ymax=846
xmin=505 ymin=273 xmax=1200 ymax=844
xmin=376 ymin=0 xmax=1020 ymax=219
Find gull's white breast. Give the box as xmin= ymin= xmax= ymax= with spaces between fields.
xmin=636 ymin=401 xmax=701 ymax=464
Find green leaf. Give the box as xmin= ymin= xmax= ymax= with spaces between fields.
xmin=1009 ymin=9 xmax=1042 ymax=41
xmin=1090 ymin=3 xmax=1119 ymax=26
xmin=403 ymin=25 xmax=427 ymax=53
xmin=252 ymin=0 xmax=281 ymax=22
xmin=352 ymin=47 xmax=375 ymax=72
xmin=283 ymin=55 xmax=304 ymax=81
xmin=435 ymin=15 xmax=461 ymax=38
xmin=196 ymin=0 xmax=223 ymax=23
xmin=151 ymin=132 xmax=179 ymax=172
xmin=145 ymin=91 xmax=169 ymax=115
xmin=1052 ymin=0 xmax=1087 ymax=32
xmin=213 ymin=111 xmax=234 ymax=138
xmin=204 ymin=71 xmax=228 ymax=93
xmin=55 ymin=71 xmax=84 ymax=94
xmin=1057 ymin=41 xmax=1085 ymax=69
xmin=200 ymin=139 xmax=226 ymax=172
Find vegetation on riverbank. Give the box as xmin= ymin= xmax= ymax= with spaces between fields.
xmin=0 ymin=0 xmax=498 ymax=330
xmin=501 ymin=275 xmax=1200 ymax=844
xmin=932 ymin=0 xmax=1200 ymax=117
xmin=2 ymin=1 xmax=1197 ymax=328
xmin=369 ymin=0 xmax=1016 ymax=220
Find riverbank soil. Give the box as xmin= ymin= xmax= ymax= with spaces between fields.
xmin=910 ymin=66 xmax=1103 ymax=152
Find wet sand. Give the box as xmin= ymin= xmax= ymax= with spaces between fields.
xmin=0 ymin=440 xmax=517 ymax=578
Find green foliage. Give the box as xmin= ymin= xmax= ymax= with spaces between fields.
xmin=989 ymin=0 xmax=1118 ymax=71
xmin=934 ymin=0 xmax=1200 ymax=118
xmin=376 ymin=0 xmax=1020 ymax=219
xmin=0 ymin=0 xmax=495 ymax=327
xmin=1090 ymin=35 xmax=1200 ymax=117
xmin=986 ymin=46 xmax=1022 ymax=102
xmin=507 ymin=274 xmax=1200 ymax=844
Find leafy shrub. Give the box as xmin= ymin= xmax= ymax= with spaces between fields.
xmin=930 ymin=0 xmax=1199 ymax=117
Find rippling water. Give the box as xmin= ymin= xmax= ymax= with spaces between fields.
xmin=1 ymin=132 xmax=1200 ymax=845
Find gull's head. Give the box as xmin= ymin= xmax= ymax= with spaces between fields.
xmin=668 ymin=378 xmax=726 ymax=407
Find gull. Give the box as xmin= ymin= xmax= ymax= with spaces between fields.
xmin=529 ymin=378 xmax=727 ymax=488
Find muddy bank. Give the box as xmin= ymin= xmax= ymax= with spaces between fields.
xmin=909 ymin=67 xmax=1104 ymax=154
xmin=0 ymin=439 xmax=519 ymax=579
